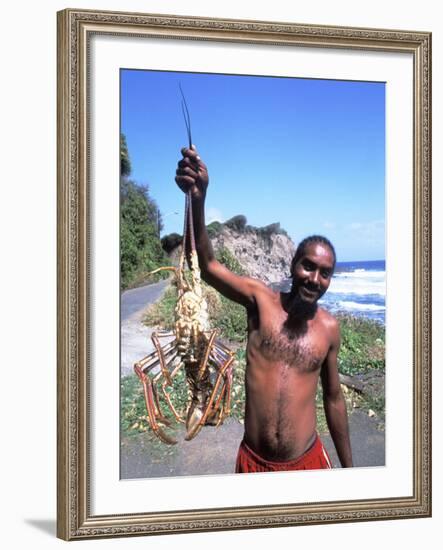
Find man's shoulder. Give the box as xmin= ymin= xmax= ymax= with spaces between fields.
xmin=317 ymin=307 xmax=340 ymax=338
xmin=250 ymin=278 xmax=277 ymax=299
xmin=241 ymin=277 xmax=276 ymax=310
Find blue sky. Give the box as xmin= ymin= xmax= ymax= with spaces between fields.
xmin=121 ymin=69 xmax=385 ymax=262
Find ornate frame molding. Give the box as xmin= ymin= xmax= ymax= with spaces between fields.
xmin=57 ymin=8 xmax=431 ymax=540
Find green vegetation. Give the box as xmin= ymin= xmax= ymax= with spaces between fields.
xmin=215 ymin=246 xmax=246 ymax=275
xmin=206 ymin=221 xmax=223 ymax=238
xmin=337 ymin=314 xmax=385 ymax=376
xmin=120 ymin=134 xmax=131 ymax=177
xmin=161 ymin=233 xmax=182 ymax=254
xmin=220 ymin=215 xmax=289 ymax=238
xmin=120 ymin=133 xmax=168 ymax=289
xmin=359 ymin=392 xmax=385 ymax=424
xmin=224 ymin=214 xmax=247 ymax=232
xmin=229 ymin=349 xmax=246 ymax=419
xmin=142 ymin=286 xmax=178 ymax=329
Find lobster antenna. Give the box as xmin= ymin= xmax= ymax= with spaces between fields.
xmin=178 ymin=83 xmax=197 ymax=254
xmin=179 ymin=82 xmax=193 ymax=149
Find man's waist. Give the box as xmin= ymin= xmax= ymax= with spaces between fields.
xmin=242 ymin=431 xmax=319 ymax=465
xmin=243 ymin=427 xmax=317 ymax=463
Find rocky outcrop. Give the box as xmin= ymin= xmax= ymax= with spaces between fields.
xmin=211 ymin=225 xmax=294 ymax=284
xmin=163 ymin=216 xmax=296 ymax=285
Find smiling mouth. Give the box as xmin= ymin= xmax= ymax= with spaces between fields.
xmin=299 ymin=286 xmax=319 ymax=299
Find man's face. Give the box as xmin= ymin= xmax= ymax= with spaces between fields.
xmin=291 ymin=243 xmax=334 ymax=304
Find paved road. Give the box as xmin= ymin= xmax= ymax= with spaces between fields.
xmin=120 ymin=279 xmax=171 ymax=376
xmin=121 ymin=279 xmax=170 ymax=321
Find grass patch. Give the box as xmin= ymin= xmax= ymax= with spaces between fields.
xmin=120 ymin=374 xmax=179 ymax=459
xmin=337 ymin=314 xmax=385 ymax=376
xmin=230 ymin=349 xmax=247 ymax=421
xmin=354 ymin=391 xmax=385 ymax=427
xmin=143 ymin=285 xmax=177 ymax=329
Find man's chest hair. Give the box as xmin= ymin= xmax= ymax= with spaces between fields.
xmin=257 ymin=325 xmax=325 ymax=372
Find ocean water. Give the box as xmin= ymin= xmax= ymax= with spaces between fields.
xmin=277 ymin=260 xmax=386 ymax=324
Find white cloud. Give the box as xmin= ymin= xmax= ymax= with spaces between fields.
xmin=206 ymin=207 xmax=224 ymax=223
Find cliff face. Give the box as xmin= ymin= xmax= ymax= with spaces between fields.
xmin=210 ymin=225 xmax=295 ymax=284
xmin=164 ymin=216 xmax=296 ymax=285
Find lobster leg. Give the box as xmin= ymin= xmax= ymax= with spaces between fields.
xmin=150 ymin=379 xmax=172 ymax=426
xmin=134 ymin=366 xmax=177 ymax=445
xmin=134 ymin=339 xmax=180 ymax=444
xmin=162 ymin=382 xmax=186 ymax=424
xmin=211 ymin=360 xmax=234 ymax=425
xmin=223 ymin=365 xmax=234 ymax=416
xmin=184 ymin=329 xmax=218 ymax=437
xmin=159 ymin=359 xmax=186 ymax=424
xmin=209 ymin=346 xmax=233 ymax=413
xmin=213 ymin=342 xmax=235 ymax=416
xmin=202 ymin=340 xmax=235 ymax=425
xmin=197 ymin=329 xmax=217 ymax=381
xmin=185 ymin=346 xmax=235 ymax=441
xmin=214 ymin=363 xmax=234 ymax=427
xmin=152 ymin=332 xmax=174 ymax=385
xmin=204 ymin=353 xmax=235 ymax=417
xmin=134 ymin=339 xmax=176 ymax=372
xmin=212 ymin=384 xmax=227 ymax=426
xmin=155 ymin=330 xmax=175 ymax=337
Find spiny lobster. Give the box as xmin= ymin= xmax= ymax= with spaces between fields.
xmin=134 ymin=85 xmax=235 ymax=443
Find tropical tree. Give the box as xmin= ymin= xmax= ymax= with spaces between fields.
xmin=120 ymin=134 xmax=131 ymax=177
xmin=120 ymin=133 xmax=166 ymax=288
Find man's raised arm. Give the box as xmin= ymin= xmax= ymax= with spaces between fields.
xmin=175 ymin=146 xmax=263 ymax=307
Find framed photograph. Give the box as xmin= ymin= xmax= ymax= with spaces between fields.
xmin=57 ymin=8 xmax=431 ymax=540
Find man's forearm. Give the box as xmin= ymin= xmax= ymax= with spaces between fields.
xmin=323 ymin=395 xmax=353 ymax=467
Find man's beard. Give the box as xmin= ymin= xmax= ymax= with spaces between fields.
xmin=283 ymin=287 xmax=318 ymax=321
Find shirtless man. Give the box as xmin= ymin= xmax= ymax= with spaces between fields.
xmin=175 ymin=146 xmax=353 ymax=472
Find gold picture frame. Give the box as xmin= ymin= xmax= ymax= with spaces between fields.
xmin=57 ymin=8 xmax=431 ymax=540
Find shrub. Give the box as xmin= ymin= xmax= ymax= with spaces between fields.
xmin=224 ymin=215 xmax=247 ymax=232
xmin=207 ymin=221 xmax=223 ymax=238
xmin=161 ymin=233 xmax=183 ymax=254
xmin=120 ymin=136 xmax=168 ymax=289
xmin=215 ymin=247 xmax=246 ymax=276
xmin=337 ymin=314 xmax=385 ymax=375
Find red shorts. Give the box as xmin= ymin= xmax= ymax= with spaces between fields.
xmin=235 ymin=434 xmax=332 ymax=473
